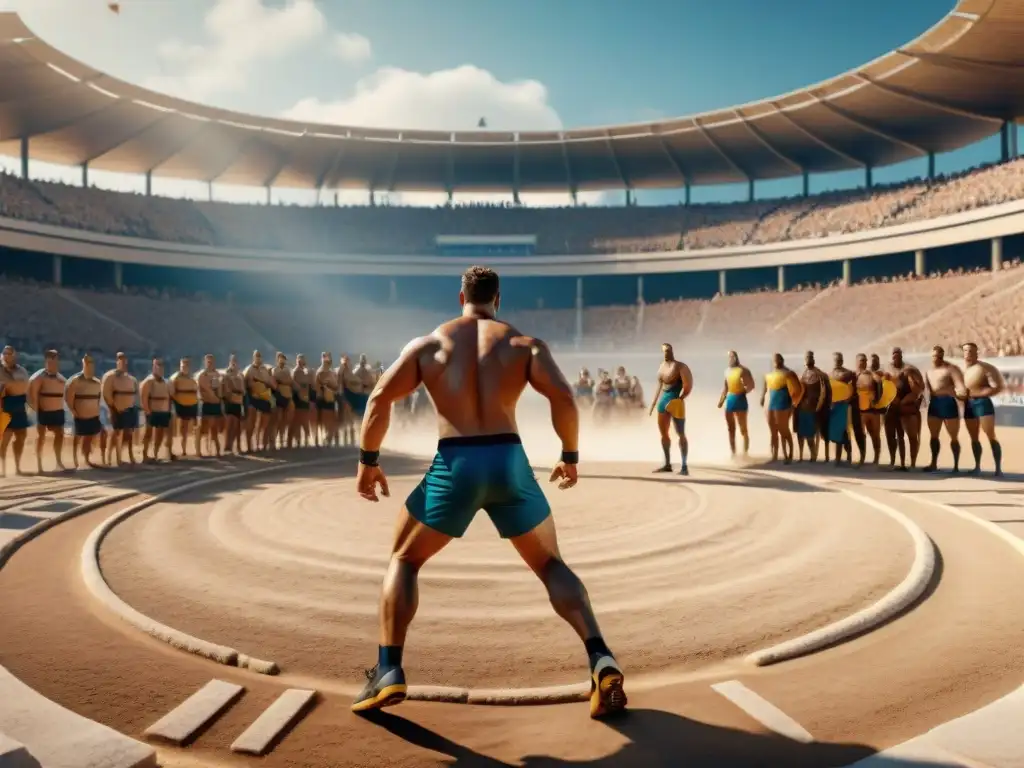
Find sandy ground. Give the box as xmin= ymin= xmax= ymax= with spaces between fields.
xmin=98 ymin=462 xmax=912 ymax=690
xmin=1 ymin=418 xmax=1023 ymax=766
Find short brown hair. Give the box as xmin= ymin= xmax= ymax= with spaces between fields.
xmin=461 ymin=266 xmax=499 ymax=305
xmin=44 ymin=349 xmax=58 ymax=360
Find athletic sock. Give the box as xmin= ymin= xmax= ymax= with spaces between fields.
xmin=585 ymin=636 xmax=612 ymax=666
xmin=950 ymin=441 xmax=961 ymax=471
xmin=929 ymin=438 xmax=940 ymax=467
xmin=680 ymin=446 xmax=688 ymax=468
xmin=661 ymin=440 xmax=671 ymax=466
xmin=992 ymin=441 xmax=1003 ymax=472
xmin=377 ymin=645 xmax=403 ymax=674
xmin=972 ymin=440 xmax=983 ymax=469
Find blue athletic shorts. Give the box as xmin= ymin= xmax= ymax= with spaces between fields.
xmin=2 ymin=394 xmax=29 ymax=431
xmin=74 ymin=417 xmax=103 ymax=437
xmin=345 ymin=390 xmax=370 ymax=417
xmin=965 ymin=397 xmax=995 ymax=420
xmin=201 ymin=402 xmax=223 ymax=418
xmin=112 ymin=407 xmax=137 ymax=431
xmin=724 ymin=393 xmax=748 ymax=413
xmin=797 ymin=409 xmax=818 ymax=438
xmin=828 ymin=403 xmax=850 ymax=444
xmin=37 ymin=408 xmax=66 ymax=428
xmin=405 ymin=433 xmax=551 ymax=539
xmin=927 ymin=395 xmax=960 ymax=421
xmin=174 ymin=402 xmax=198 ymax=421
xmin=148 ymin=411 xmax=172 ymax=429
xmin=768 ymin=388 xmax=792 ymax=411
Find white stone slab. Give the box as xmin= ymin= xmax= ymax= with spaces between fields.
xmin=144 ymin=680 xmax=243 ymax=746
xmin=230 ymin=688 xmax=316 ymax=755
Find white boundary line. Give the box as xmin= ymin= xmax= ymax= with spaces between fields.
xmin=711 ymin=680 xmax=814 ymax=743
xmin=746 ymin=472 xmax=936 ymax=666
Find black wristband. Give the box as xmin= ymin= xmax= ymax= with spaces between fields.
xmin=359 ymin=449 xmax=380 ymax=467
xmin=561 ymin=450 xmax=579 ymax=465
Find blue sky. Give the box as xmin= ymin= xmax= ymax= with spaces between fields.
xmin=0 ymin=0 xmax=1009 ymax=205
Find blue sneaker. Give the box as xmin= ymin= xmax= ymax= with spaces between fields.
xmin=351 ymin=665 xmax=407 ymax=713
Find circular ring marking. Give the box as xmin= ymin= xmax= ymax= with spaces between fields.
xmin=744 ymin=471 xmax=936 ymax=667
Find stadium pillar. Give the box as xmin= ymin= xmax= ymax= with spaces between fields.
xmin=684 ymin=183 xmax=691 ymax=206
xmin=777 ymin=265 xmax=785 ymax=293
xmin=574 ymin=278 xmax=584 ymax=348
xmin=842 ymin=259 xmax=851 ymax=286
xmin=718 ymin=270 xmax=727 ymax=296
xmin=513 ymin=189 xmax=521 ymax=206
xmin=1012 ymin=124 xmax=1020 ymax=159
xmin=802 ymin=172 xmax=809 ymax=197
xmin=636 ymin=276 xmax=644 ymax=336
xmin=865 ymin=166 xmax=873 ymax=189
xmin=747 ymin=179 xmax=754 ymax=203
xmin=265 ymin=186 xmax=271 ymax=205
xmin=145 ymin=171 xmax=152 ymax=196
xmin=207 ymin=182 xmax=213 ymax=202
xmin=389 ymin=279 xmax=398 ymax=304
xmin=52 ymin=255 xmax=62 ymax=287
xmin=19 ymin=137 xmax=28 ymax=179
xmin=927 ymin=152 xmax=936 ymax=180
xmin=113 ymin=262 xmax=123 ymax=291
xmin=1000 ymin=121 xmax=1011 ymax=162
xmin=81 ymin=162 xmax=88 ymax=188
xmin=992 ymin=237 xmax=1004 ymax=272
xmin=571 ymin=188 xmax=578 ymax=207
xmin=914 ymin=249 xmax=926 ymax=277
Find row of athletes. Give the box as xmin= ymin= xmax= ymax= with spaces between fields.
xmin=573 ymin=367 xmax=645 ymax=416
xmin=0 ymin=346 xmax=383 ymax=476
xmin=713 ymin=344 xmax=1006 ymax=475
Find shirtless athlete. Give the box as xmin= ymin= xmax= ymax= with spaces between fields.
xmin=140 ymin=358 xmax=174 ymax=463
xmin=65 ymin=355 xmax=105 ymax=469
xmin=795 ymin=352 xmax=829 ymax=462
xmin=718 ymin=350 xmax=754 ymax=457
xmin=245 ymin=351 xmax=275 ymax=452
xmin=0 ymin=345 xmax=30 ymax=476
xmin=961 ymin=342 xmax=1006 ymax=476
xmin=222 ymin=355 xmax=246 ymax=454
xmin=887 ymin=348 xmax=925 ymax=471
xmin=315 ymin=353 xmax=339 ymax=448
xmin=351 ymin=266 xmax=625 ymax=720
xmin=575 ymin=368 xmax=595 ymax=409
xmin=197 ymin=355 xmax=224 ymax=458
xmin=28 ymin=349 xmax=67 ymax=473
xmin=291 ymin=354 xmax=314 ymax=448
xmin=101 ymin=353 xmax=139 ymax=466
xmin=649 ymin=344 xmax=694 ymax=475
xmin=272 ymin=353 xmax=294 ymax=451
xmin=864 ymin=354 xmax=898 ymax=466
xmin=338 ymin=354 xmax=356 ymax=447
xmin=853 ymin=354 xmax=878 ymax=466
xmin=171 ymin=358 xmax=199 ymax=458
xmin=924 ymin=346 xmax=967 ymax=473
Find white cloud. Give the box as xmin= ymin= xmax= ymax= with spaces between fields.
xmin=331 ymin=32 xmax=372 ymax=64
xmin=284 ymin=65 xmax=562 ymax=132
xmin=283 ymin=65 xmax=603 ymax=207
xmin=144 ymin=0 xmax=327 ymax=101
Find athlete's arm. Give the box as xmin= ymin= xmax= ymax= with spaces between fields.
xmin=140 ymin=379 xmax=151 ymax=414
xmin=718 ymin=377 xmax=728 ymax=409
xmin=27 ymin=371 xmax=42 ymax=413
xmin=359 ymin=337 xmax=430 ymax=453
xmin=759 ymin=375 xmax=767 ymax=408
xmin=679 ymin=363 xmax=693 ymax=399
xmin=648 ymin=380 xmax=663 ymax=416
xmin=904 ymin=367 xmax=925 ymax=404
xmin=949 ymin=365 xmax=968 ymax=399
xmin=101 ymin=372 xmax=115 ymax=410
xmin=742 ymin=367 xmax=755 ymax=394
xmin=977 ymin=363 xmax=1006 ymax=398
xmin=64 ymin=377 xmax=76 ymax=412
xmin=523 ymin=338 xmax=578 ymax=454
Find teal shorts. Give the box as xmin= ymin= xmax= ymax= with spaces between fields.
xmin=768 ymin=388 xmax=792 ymax=411
xmin=724 ymin=393 xmax=748 ymax=413
xmin=405 ymin=434 xmax=551 ymax=539
xmin=345 ymin=390 xmax=369 ymax=417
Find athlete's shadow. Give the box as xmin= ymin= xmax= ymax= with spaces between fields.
xmin=362 ymin=708 xmax=960 ymax=767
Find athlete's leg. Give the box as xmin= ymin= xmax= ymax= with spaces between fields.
xmin=725 ymin=411 xmax=737 ymax=455
xmin=903 ymin=412 xmax=922 ymax=469
xmin=655 ymin=412 xmax=672 ymax=472
xmin=767 ymin=411 xmax=779 ymax=462
xmin=964 ymin=415 xmax=981 ymax=473
xmin=353 ymin=506 xmax=451 ymax=714
xmin=674 ymin=418 xmax=688 ymax=475
xmin=511 ymin=515 xmax=626 ymax=718
xmin=979 ymin=414 xmax=1002 ymax=476
xmin=777 ymin=408 xmax=793 ymax=464
xmin=924 ymin=414 xmax=942 ymax=471
xmin=736 ymin=410 xmax=749 ymax=456
xmin=943 ymin=418 xmax=961 ymax=472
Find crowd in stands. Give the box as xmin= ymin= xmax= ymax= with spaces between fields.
xmin=5 ymin=259 xmax=1024 ymax=377
xmin=1 ymin=159 xmax=1023 ymax=256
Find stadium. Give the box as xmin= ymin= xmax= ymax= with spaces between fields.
xmin=1 ymin=2 xmax=1023 ymax=767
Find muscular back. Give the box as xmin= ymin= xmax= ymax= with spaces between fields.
xmin=413 ymin=316 xmax=555 ymax=439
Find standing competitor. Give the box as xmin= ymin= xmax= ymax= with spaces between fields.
xmin=170 ymin=357 xmax=199 ymax=459
xmin=717 ymin=350 xmax=754 ymax=458
xmin=887 ymin=348 xmax=926 ymax=471
xmin=291 ymin=354 xmax=314 ymax=448
xmin=350 ymin=266 xmax=625 ymax=720
xmin=28 ymin=349 xmax=67 ymax=473
xmin=865 ymin=356 xmax=898 ymax=467
xmin=923 ymin=346 xmax=967 ymax=473
xmin=961 ymin=342 xmax=1006 ymax=476
xmin=315 ymin=352 xmax=339 ymax=448
xmin=794 ymin=352 xmax=829 ymax=462
xmin=101 ymin=353 xmax=139 ymax=467
xmin=140 ymin=358 xmax=174 ymax=463
xmin=222 ymin=355 xmax=246 ymax=454
xmin=826 ymin=353 xmax=857 ymax=467
xmin=649 ymin=343 xmax=694 ymax=475
xmin=0 ymin=345 xmax=30 ymax=477
xmin=761 ymin=353 xmax=803 ymax=464
xmin=197 ymin=354 xmax=224 ymax=458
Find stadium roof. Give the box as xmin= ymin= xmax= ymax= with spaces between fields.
xmin=0 ymin=0 xmax=1022 ymax=194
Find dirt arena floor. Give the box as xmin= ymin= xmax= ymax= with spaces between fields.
xmin=1 ymin=413 xmax=1024 ymax=767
